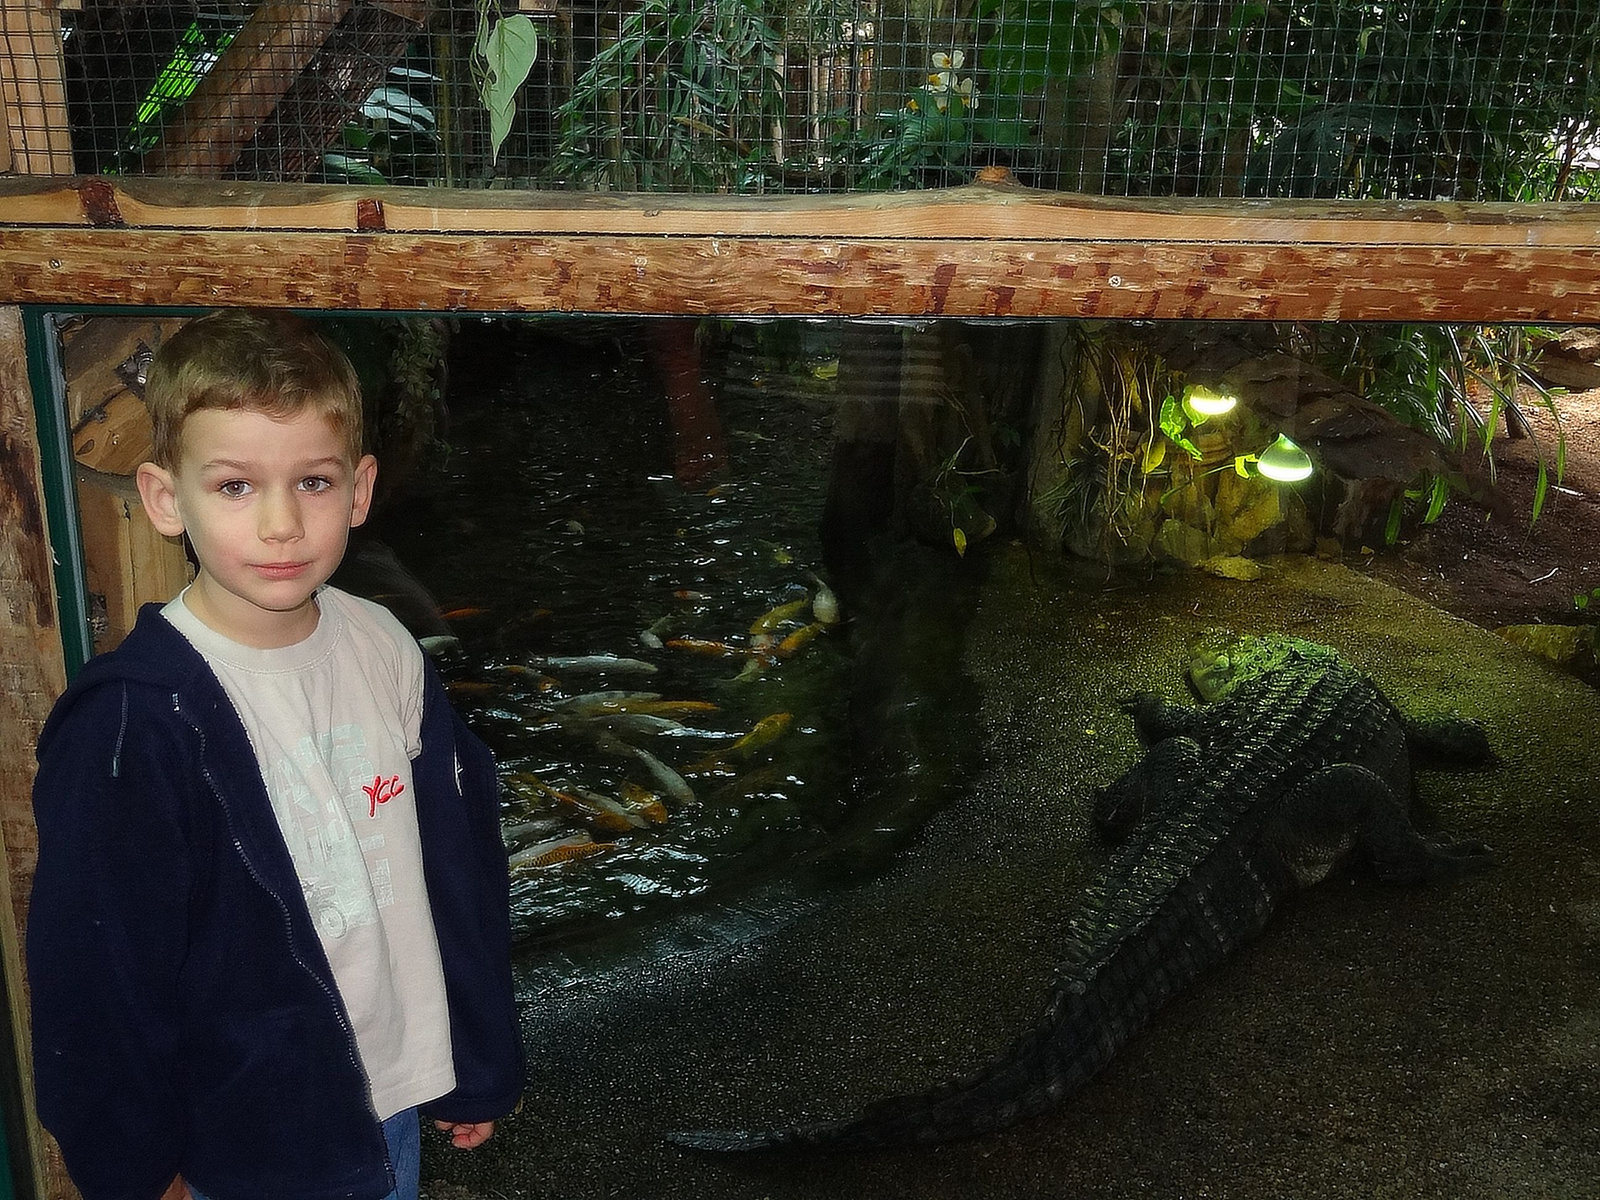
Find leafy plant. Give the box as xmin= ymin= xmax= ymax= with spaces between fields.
xmin=473 ymin=0 xmax=540 ymax=165
xmin=548 ymin=0 xmax=785 ymax=191
xmin=319 ymin=67 xmax=441 ymax=185
xmin=1304 ymin=322 xmax=1566 ymax=532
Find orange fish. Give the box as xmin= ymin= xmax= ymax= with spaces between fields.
xmin=508 ymin=834 xmax=615 ymax=869
xmin=618 ymin=781 xmax=670 ymax=824
xmin=445 ymin=680 xmax=499 ymax=697
xmin=597 ymin=698 xmax=720 ymax=717
xmin=440 ymin=606 xmax=491 ymax=620
xmin=666 ymin=637 xmax=753 ymax=659
xmin=507 ymin=773 xmax=636 ymax=833
xmin=775 ymin=622 xmax=826 ymax=658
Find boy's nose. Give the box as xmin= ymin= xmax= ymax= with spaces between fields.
xmin=258 ymin=491 xmax=305 ymax=542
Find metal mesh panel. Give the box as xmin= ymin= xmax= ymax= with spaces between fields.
xmin=0 ymin=0 xmax=1592 ymax=197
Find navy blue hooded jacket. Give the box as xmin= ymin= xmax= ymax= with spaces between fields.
xmin=28 ymin=605 xmax=525 ymax=1200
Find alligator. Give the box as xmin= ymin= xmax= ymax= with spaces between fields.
xmin=668 ymin=632 xmax=1494 ymax=1152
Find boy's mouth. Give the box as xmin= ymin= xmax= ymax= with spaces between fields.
xmin=253 ymin=561 xmax=310 ymax=579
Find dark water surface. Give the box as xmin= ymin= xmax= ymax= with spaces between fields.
xmin=367 ymin=319 xmax=973 ymax=945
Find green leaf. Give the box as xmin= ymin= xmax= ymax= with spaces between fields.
xmin=477 ymin=14 xmax=540 ymax=164
xmin=1422 ymin=474 xmax=1448 ymax=524
xmin=1158 ymin=395 xmax=1203 ymax=459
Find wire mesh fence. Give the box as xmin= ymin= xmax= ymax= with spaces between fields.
xmin=5 ymin=0 xmax=1597 ymax=198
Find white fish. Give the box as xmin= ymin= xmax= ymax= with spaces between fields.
xmin=554 ymin=690 xmax=663 ymax=717
xmin=538 ymin=654 xmax=659 ymax=675
xmin=808 ymin=572 xmax=841 ymax=626
xmin=501 ymin=816 xmax=564 ymax=845
xmin=570 ymin=786 xmax=649 ymax=829
xmin=598 ymin=734 xmax=696 ymax=805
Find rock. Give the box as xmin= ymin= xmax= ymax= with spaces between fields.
xmin=1494 ymin=623 xmax=1596 ymax=667
xmin=1532 ymin=351 xmax=1600 ymax=392
xmin=1153 ymin=518 xmax=1214 ymax=565
xmin=1214 ymin=471 xmax=1285 ymax=549
xmin=1200 ymin=555 xmax=1265 ymax=581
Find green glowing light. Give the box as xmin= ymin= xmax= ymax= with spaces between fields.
xmin=1256 ymin=433 xmax=1314 ymax=483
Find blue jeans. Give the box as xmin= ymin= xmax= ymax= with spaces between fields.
xmin=188 ymin=1107 xmax=420 ymax=1200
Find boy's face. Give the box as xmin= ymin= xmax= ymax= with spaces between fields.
xmin=136 ymin=407 xmax=377 ymax=648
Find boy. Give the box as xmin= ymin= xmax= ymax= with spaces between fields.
xmin=28 ymin=309 xmax=524 ymax=1200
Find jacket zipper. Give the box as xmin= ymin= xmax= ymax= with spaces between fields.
xmin=179 ymin=698 xmax=397 ymax=1191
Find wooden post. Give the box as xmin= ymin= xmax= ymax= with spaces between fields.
xmin=0 ymin=303 xmax=72 ymax=1200
xmin=0 ymin=0 xmax=76 ymax=175
xmin=142 ymin=1 xmax=354 ymax=177
xmin=61 ymin=315 xmax=192 ymax=654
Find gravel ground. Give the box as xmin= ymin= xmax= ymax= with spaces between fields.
xmin=423 ymin=549 xmax=1600 ymax=1200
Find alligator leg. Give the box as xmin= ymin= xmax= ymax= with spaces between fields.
xmin=1269 ymin=764 xmax=1493 ymax=886
xmin=1402 ymin=714 xmax=1497 ymax=766
xmin=1121 ymin=692 xmax=1197 ymax=745
xmin=1093 ymin=736 xmax=1203 ymax=840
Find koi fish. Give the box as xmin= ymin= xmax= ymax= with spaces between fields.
xmin=597 ymin=736 xmax=697 ymax=805
xmin=445 ymin=679 xmax=499 ymax=697
xmin=808 ymin=572 xmax=841 ymax=626
xmin=508 ymin=834 xmax=614 ymax=869
xmin=666 ymin=637 xmax=757 ymax=659
xmin=577 ymin=712 xmax=686 ymax=739
xmin=501 ymin=816 xmax=565 ymax=845
xmin=537 ymin=654 xmax=659 ymax=675
xmin=689 ymin=713 xmax=793 ymax=773
xmin=440 ymin=606 xmax=491 ymax=620
xmin=493 ymin=664 xmax=561 ymax=690
xmin=554 ymin=691 xmax=664 ymax=717
xmin=727 ymin=712 xmax=793 ymax=756
xmin=620 ymin=699 xmax=720 ymax=717
xmin=618 ymin=781 xmax=670 ymax=824
xmin=750 ymin=597 xmax=810 ymax=636
xmin=775 ymin=623 xmax=826 ymax=658
xmin=570 ymin=786 xmax=650 ymax=829
xmin=506 ymin=772 xmax=637 ymax=834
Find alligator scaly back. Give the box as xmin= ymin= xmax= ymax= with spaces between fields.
xmin=669 ymin=635 xmax=1493 ymax=1152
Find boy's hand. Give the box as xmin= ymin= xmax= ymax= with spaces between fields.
xmin=434 ymin=1119 xmax=494 ymax=1150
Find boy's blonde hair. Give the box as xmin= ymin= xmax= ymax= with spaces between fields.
xmin=145 ymin=308 xmax=364 ymax=469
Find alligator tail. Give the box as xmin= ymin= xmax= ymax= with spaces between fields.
xmin=668 ymin=839 xmax=1281 ymax=1152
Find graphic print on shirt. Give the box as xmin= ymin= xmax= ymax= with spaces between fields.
xmin=265 ymin=722 xmax=400 ymax=942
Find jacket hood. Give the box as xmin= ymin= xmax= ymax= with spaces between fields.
xmin=36 ymin=604 xmax=210 ymax=763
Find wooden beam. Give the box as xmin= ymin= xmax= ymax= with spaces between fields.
xmin=0 ymin=175 xmax=1597 ymax=321
xmin=0 ymin=303 xmax=71 ymax=1200
xmin=141 ymin=1 xmax=353 ymax=178
xmin=0 ymin=0 xmax=75 ymax=175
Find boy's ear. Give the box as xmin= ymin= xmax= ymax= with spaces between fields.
xmin=349 ymin=454 xmax=378 ymax=529
xmin=135 ymin=463 xmax=186 ymax=538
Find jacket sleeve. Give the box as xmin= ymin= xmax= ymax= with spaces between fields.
xmin=414 ymin=663 xmax=526 ymax=1125
xmin=28 ymin=683 xmax=196 ymax=1200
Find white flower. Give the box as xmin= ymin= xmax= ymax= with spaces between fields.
xmin=927 ymin=51 xmax=977 ymax=112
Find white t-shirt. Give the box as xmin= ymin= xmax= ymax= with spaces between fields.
xmin=163 ymin=585 xmax=457 ymax=1120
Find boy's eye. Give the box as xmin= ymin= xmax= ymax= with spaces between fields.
xmin=218 ymin=480 xmax=250 ymax=498
xmin=300 ymin=476 xmax=335 ymax=493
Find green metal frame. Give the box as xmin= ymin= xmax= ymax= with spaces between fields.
xmin=24 ymin=306 xmax=92 ymax=679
